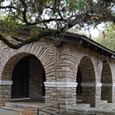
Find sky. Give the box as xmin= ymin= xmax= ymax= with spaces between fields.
xmin=85 ymin=23 xmax=105 ymax=38
xmin=2 ymin=0 xmax=105 ymax=38
xmin=87 ymin=27 xmax=102 ymax=37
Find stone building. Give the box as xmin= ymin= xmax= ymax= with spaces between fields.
xmin=0 ymin=32 xmax=115 ymax=109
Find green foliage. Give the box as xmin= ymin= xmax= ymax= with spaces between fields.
xmin=0 ymin=0 xmax=96 ymax=24
xmin=30 ymin=27 xmax=40 ymax=37
xmin=95 ymin=23 xmax=115 ymax=51
xmin=0 ymin=0 xmax=113 ymax=29
xmin=0 ymin=15 xmax=19 ymax=36
xmin=0 ymin=0 xmax=115 ymax=49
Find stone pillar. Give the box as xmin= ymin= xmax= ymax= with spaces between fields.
xmin=95 ymin=83 xmax=103 ymax=107
xmin=112 ymin=83 xmax=115 ymax=103
xmin=0 ymin=80 xmax=12 ymax=106
xmin=44 ymin=82 xmax=77 ymax=107
xmin=80 ymin=82 xmax=102 ymax=107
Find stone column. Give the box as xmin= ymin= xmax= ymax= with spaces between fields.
xmin=95 ymin=83 xmax=103 ymax=107
xmin=112 ymin=83 xmax=115 ymax=103
xmin=111 ymin=83 xmax=115 ymax=103
xmin=0 ymin=80 xmax=12 ymax=106
xmin=44 ymin=82 xmax=77 ymax=107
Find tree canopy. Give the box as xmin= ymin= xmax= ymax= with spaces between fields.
xmin=94 ymin=23 xmax=115 ymax=51
xmin=0 ymin=0 xmax=115 ymax=49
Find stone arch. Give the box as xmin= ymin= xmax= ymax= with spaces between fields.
xmin=2 ymin=52 xmax=29 ymax=80
xmin=1 ymin=43 xmax=55 ymax=81
xmin=2 ymin=53 xmax=46 ymax=101
xmin=101 ymin=61 xmax=112 ymax=103
xmin=76 ymin=56 xmax=96 ymax=107
xmin=0 ymin=43 xmax=55 ymax=105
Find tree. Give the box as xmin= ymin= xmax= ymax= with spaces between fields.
xmin=94 ymin=23 xmax=115 ymax=51
xmin=0 ymin=0 xmax=115 ymax=49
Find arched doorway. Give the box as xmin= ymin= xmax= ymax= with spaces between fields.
xmin=101 ymin=61 xmax=112 ymax=103
xmin=11 ymin=56 xmax=29 ymax=99
xmin=11 ymin=54 xmax=46 ymax=101
xmin=76 ymin=56 xmax=95 ymax=107
xmin=76 ymin=66 xmax=82 ymax=95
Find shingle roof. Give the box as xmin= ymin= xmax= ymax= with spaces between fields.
xmin=62 ymin=32 xmax=115 ymax=58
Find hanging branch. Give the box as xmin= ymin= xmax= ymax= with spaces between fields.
xmin=0 ymin=30 xmax=54 ymax=49
xmin=0 ymin=0 xmax=114 ymax=49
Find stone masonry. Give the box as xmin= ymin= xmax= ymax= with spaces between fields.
xmin=0 ymin=35 xmax=114 ymax=110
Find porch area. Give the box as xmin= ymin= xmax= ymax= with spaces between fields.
xmin=1 ymin=100 xmax=115 ymax=115
xmin=1 ymin=100 xmax=65 ymax=115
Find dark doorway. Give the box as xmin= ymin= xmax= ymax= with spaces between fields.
xmin=11 ymin=54 xmax=46 ymax=100
xmin=11 ymin=56 xmax=30 ymax=99
xmin=76 ymin=66 xmax=82 ymax=95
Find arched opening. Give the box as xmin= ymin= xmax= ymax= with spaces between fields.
xmin=76 ymin=56 xmax=96 ymax=107
xmin=76 ymin=66 xmax=82 ymax=95
xmin=101 ymin=61 xmax=112 ymax=103
xmin=11 ymin=56 xmax=30 ymax=99
xmin=11 ymin=54 xmax=46 ymax=102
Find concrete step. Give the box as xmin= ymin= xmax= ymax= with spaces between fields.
xmin=100 ymin=103 xmax=115 ymax=110
xmin=0 ymin=108 xmax=18 ymax=115
xmin=3 ymin=103 xmax=37 ymax=115
xmin=100 ymin=100 xmax=108 ymax=104
xmin=5 ymin=102 xmax=63 ymax=115
xmin=1 ymin=106 xmax=23 ymax=111
xmin=67 ymin=103 xmax=90 ymax=110
xmin=5 ymin=102 xmax=37 ymax=109
xmin=5 ymin=103 xmax=29 ymax=109
xmin=1 ymin=106 xmax=37 ymax=115
xmin=96 ymin=100 xmax=108 ymax=107
xmin=76 ymin=103 xmax=90 ymax=109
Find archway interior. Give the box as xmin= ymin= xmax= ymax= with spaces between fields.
xmin=11 ymin=54 xmax=46 ymax=101
xmin=76 ymin=56 xmax=95 ymax=106
xmin=76 ymin=66 xmax=82 ymax=95
xmin=101 ymin=62 xmax=112 ymax=103
xmin=11 ymin=56 xmax=29 ymax=99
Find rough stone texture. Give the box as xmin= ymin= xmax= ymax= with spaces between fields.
xmin=0 ymin=85 xmax=11 ymax=106
xmin=0 ymin=38 xmax=114 ymax=109
xmin=29 ymin=55 xmax=45 ymax=100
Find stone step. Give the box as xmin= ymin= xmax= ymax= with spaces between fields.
xmin=100 ymin=100 xmax=108 ymax=104
xmin=1 ymin=106 xmax=36 ymax=115
xmin=5 ymin=102 xmax=63 ymax=115
xmin=5 ymin=102 xmax=37 ymax=109
xmin=76 ymin=103 xmax=90 ymax=109
xmin=100 ymin=103 xmax=115 ymax=110
xmin=93 ymin=103 xmax=115 ymax=112
xmin=1 ymin=106 xmax=23 ymax=111
xmin=96 ymin=100 xmax=108 ymax=107
xmin=67 ymin=103 xmax=90 ymax=110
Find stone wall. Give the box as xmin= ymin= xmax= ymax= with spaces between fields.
xmin=0 ymin=39 xmax=114 ymax=108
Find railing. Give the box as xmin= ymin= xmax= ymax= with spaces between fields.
xmin=17 ymin=108 xmax=34 ymax=115
xmin=17 ymin=103 xmax=65 ymax=115
xmin=37 ymin=103 xmax=65 ymax=115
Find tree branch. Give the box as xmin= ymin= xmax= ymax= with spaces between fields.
xmin=12 ymin=36 xmax=24 ymax=42
xmin=0 ymin=5 xmax=21 ymax=12
xmin=0 ymin=30 xmax=54 ymax=49
xmin=61 ymin=11 xmax=115 ymax=32
xmin=19 ymin=0 xmax=29 ymax=25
